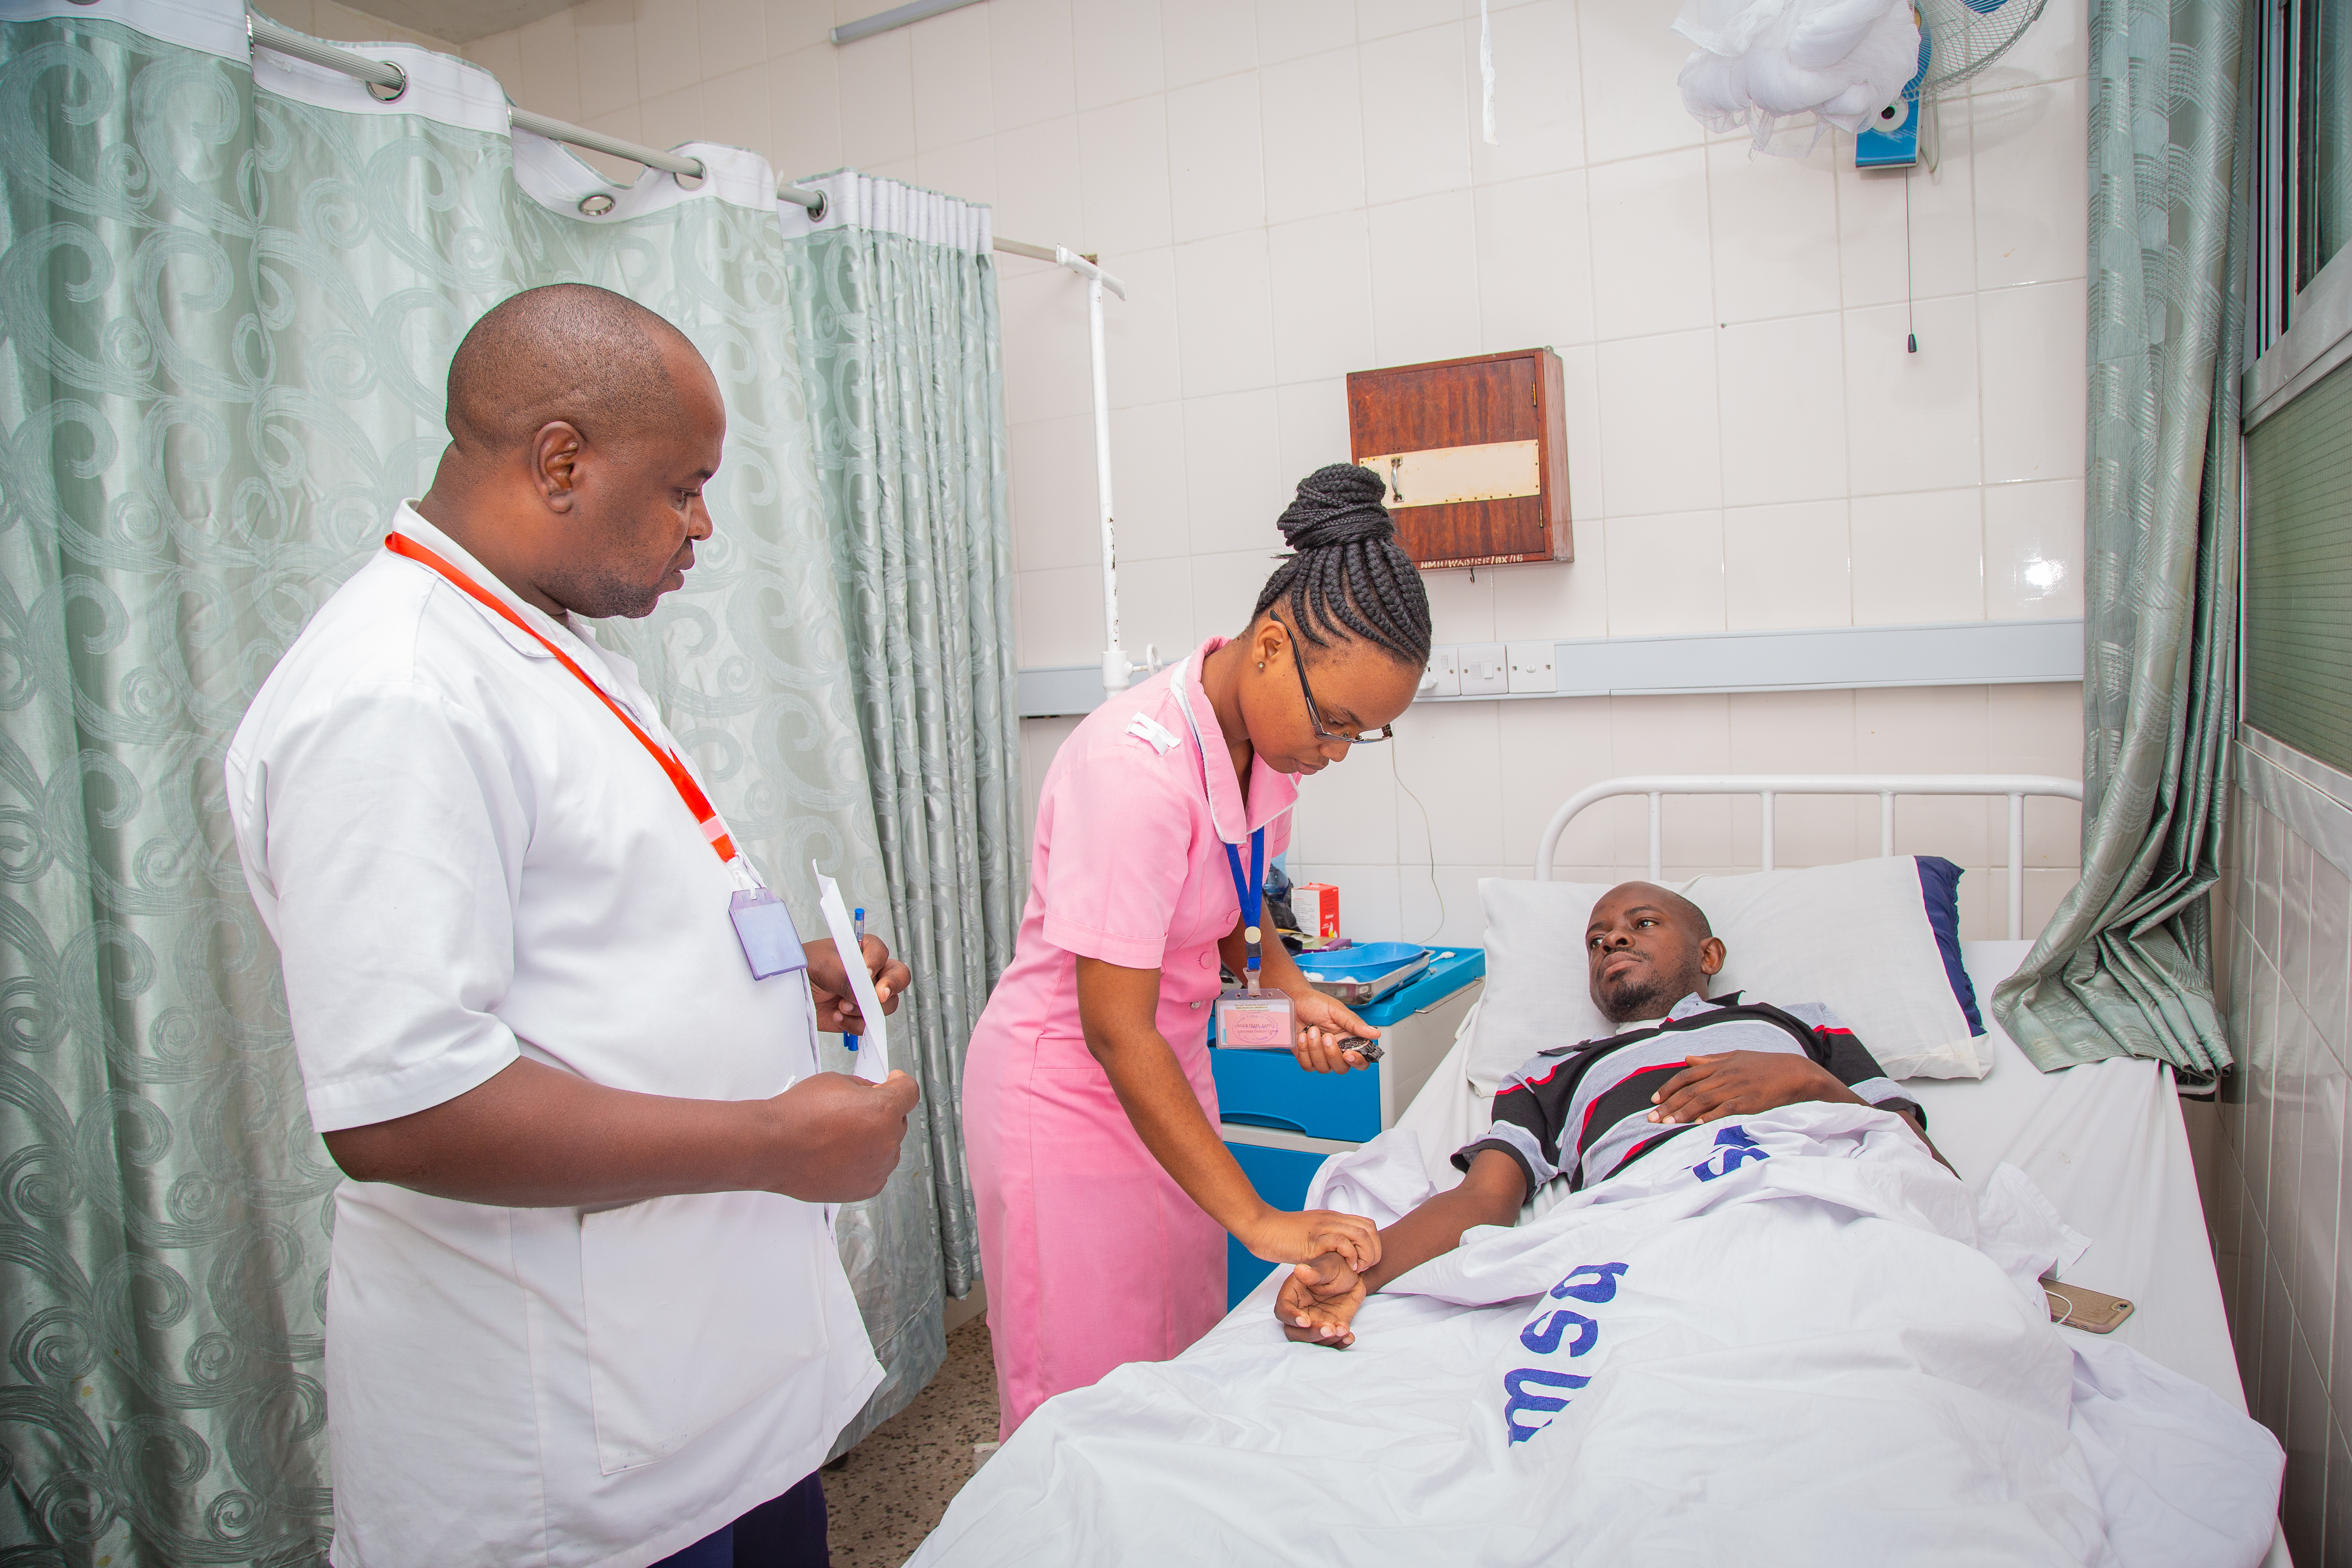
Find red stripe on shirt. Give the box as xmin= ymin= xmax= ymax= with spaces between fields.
xmin=1499 ymin=1059 xmax=1572 ymax=1099
xmin=1607 ymin=1128 xmax=1684 ymax=1180
xmin=1578 ymin=1060 xmax=1687 ymax=1146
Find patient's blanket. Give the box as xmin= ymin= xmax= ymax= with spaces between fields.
xmin=909 ymin=1104 xmax=2281 ymax=1568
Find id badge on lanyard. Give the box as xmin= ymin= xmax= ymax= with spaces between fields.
xmin=385 ymin=532 xmax=806 ymax=983
xmin=1212 ymin=826 xmax=1295 ymax=1050
xmin=730 ymin=889 xmax=808 ymax=980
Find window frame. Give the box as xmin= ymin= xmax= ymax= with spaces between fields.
xmin=2247 ymin=0 xmax=2352 ymax=427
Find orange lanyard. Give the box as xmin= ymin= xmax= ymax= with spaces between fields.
xmin=384 ymin=532 xmax=738 ymax=866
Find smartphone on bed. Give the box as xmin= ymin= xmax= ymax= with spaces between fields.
xmin=2045 ymin=1280 xmax=2135 ymax=1333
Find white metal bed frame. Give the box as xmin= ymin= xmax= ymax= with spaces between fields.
xmin=1533 ymin=774 xmax=2086 ymax=941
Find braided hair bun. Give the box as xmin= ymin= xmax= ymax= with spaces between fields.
xmin=1274 ymin=463 xmax=1398 ymax=551
xmin=1254 ymin=463 xmax=1432 ymax=665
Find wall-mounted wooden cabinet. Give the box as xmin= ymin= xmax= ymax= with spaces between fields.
xmin=1345 ymin=347 xmax=1572 ymax=570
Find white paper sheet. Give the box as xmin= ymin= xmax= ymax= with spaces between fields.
xmin=813 ymin=863 xmax=889 ymax=1083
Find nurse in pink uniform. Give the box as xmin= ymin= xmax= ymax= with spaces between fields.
xmin=965 ymin=466 xmax=1434 ymax=1437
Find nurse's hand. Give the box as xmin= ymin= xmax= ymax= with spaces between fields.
xmin=1289 ymin=990 xmax=1378 ymax=1074
xmin=764 ymin=1069 xmax=920 ymax=1202
xmin=805 ymin=935 xmax=911 ymax=1033
xmin=1237 ymin=1207 xmax=1382 ymax=1273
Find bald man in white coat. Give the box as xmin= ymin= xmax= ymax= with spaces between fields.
xmin=228 ymin=284 xmax=915 ymax=1568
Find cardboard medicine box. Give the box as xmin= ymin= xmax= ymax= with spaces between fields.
xmin=1294 ymin=882 xmax=1341 ymax=944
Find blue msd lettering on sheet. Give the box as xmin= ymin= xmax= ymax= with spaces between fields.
xmin=1519 ymin=1307 xmax=1598 ymax=1356
xmin=1690 ymin=1124 xmax=1770 ymax=1182
xmin=1501 ymin=1262 xmax=1629 ymax=1444
xmin=1550 ymin=1262 xmax=1629 ymax=1302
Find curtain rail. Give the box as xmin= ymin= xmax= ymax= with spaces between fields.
xmin=245 ymin=12 xmax=824 ymax=210
xmin=243 ymin=7 xmax=1085 ymax=252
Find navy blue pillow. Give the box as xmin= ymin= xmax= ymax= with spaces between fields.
xmin=1913 ymin=855 xmax=1984 ymax=1036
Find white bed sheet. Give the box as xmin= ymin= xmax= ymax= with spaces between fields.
xmin=1194 ymin=938 xmax=2283 ymax=1564
xmin=1909 ymin=942 xmax=2238 ymax=1412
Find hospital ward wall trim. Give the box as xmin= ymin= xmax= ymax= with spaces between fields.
xmin=1014 ymin=618 xmax=2087 ymax=717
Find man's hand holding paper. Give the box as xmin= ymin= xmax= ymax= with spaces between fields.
xmin=805 ymin=932 xmax=906 ymax=1037
xmin=815 ymin=866 xmax=895 ymax=1082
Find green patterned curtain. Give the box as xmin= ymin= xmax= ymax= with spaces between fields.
xmin=776 ymin=173 xmax=1019 ymax=1312
xmin=0 ymin=6 xmax=1013 ymax=1559
xmin=1992 ymin=0 xmax=2247 ymax=1074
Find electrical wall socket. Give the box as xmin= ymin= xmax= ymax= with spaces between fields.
xmin=1458 ymin=643 xmax=1510 ymax=697
xmin=1419 ymin=646 xmax=1461 ymax=698
xmin=1507 ymin=641 xmax=1558 ymax=694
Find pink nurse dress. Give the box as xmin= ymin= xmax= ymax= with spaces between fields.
xmin=963 ymin=636 xmax=1298 ymax=1439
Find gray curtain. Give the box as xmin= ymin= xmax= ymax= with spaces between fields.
xmin=777 ymin=172 xmax=1020 ymax=1320
xmin=0 ymin=8 xmax=1016 ymax=1561
xmin=1992 ymin=0 xmax=2247 ymax=1074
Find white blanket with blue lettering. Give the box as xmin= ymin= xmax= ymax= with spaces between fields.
xmin=910 ymin=1103 xmax=2280 ymax=1568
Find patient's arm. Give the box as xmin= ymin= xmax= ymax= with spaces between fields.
xmin=1276 ymin=1150 xmax=1530 ymax=1348
xmin=1648 ymin=1050 xmax=1954 ymax=1174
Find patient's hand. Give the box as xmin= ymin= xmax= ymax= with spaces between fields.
xmin=1276 ymin=1252 xmax=1366 ymax=1349
xmin=1648 ymin=1050 xmax=1855 ymax=1127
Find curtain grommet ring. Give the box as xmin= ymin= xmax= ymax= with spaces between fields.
xmin=673 ymin=160 xmax=707 ymax=192
xmin=806 ymin=191 xmax=827 ymax=223
xmin=578 ymin=192 xmax=616 ymax=217
xmin=365 ymin=69 xmax=407 ymax=102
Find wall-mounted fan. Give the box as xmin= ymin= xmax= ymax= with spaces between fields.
xmin=1677 ymin=0 xmax=2049 ymax=160
xmin=1858 ymin=0 xmax=2052 ymax=168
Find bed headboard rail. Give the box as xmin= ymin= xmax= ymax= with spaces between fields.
xmin=1534 ymin=774 xmax=2086 ymax=941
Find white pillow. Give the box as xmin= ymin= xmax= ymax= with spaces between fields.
xmin=1464 ymin=858 xmax=1987 ymax=1094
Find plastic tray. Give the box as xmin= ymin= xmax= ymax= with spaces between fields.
xmin=1293 ymin=941 xmax=1428 ymax=980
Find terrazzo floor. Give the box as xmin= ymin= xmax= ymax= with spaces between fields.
xmin=824 ymin=1317 xmax=998 ymax=1567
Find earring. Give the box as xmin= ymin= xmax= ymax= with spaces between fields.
xmin=1257 ymin=662 xmax=1264 ymax=670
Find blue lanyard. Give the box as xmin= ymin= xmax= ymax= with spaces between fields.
xmin=1224 ymin=825 xmax=1267 ymax=987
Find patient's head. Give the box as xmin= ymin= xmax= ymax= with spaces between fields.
xmin=1585 ymin=883 xmax=1725 ymax=1023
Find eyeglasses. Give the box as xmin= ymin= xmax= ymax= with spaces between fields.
xmin=1273 ymin=615 xmax=1395 ymax=746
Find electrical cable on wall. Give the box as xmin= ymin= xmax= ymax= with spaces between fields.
xmin=1392 ymin=744 xmax=1446 ymax=944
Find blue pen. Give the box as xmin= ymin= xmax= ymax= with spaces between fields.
xmin=845 ymin=907 xmax=865 ymax=1052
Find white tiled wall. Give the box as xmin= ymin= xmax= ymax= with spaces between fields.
xmin=2210 ymin=750 xmax=2352 ymax=1567
xmin=256 ymin=0 xmax=470 ymax=51
xmin=378 ymin=0 xmax=2091 ymax=937
xmin=1028 ymin=678 xmax=2084 ymax=944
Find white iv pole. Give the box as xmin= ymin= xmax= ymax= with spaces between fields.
xmin=996 ymin=241 xmax=1152 ymax=697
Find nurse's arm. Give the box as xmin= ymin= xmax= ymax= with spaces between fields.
xmin=1073 ymin=956 xmax=1382 ymax=1272
xmin=322 ymin=1058 xmax=919 ymax=1208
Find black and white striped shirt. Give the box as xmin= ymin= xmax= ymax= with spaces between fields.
xmin=1454 ymin=992 xmax=1922 ymax=1194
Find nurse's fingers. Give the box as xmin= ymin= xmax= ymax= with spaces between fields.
xmin=1290 ymin=1029 xmax=1369 ymax=1074
xmin=1301 ymin=1210 xmax=1382 ymax=1272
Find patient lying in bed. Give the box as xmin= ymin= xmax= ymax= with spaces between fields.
xmin=909 ymin=878 xmax=2285 ymax=1568
xmin=1280 ymin=880 xmax=1951 ymax=1348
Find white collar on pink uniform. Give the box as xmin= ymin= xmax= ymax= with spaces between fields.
xmin=1168 ymin=635 xmax=1300 ymax=847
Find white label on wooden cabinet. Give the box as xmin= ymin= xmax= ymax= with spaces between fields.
xmin=1357 ymin=440 xmax=1541 ymax=508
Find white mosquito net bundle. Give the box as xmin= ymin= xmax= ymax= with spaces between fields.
xmin=1675 ymin=0 xmax=1923 ymax=152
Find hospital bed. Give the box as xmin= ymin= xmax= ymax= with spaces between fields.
xmin=929 ymin=775 xmax=2285 ymax=1565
